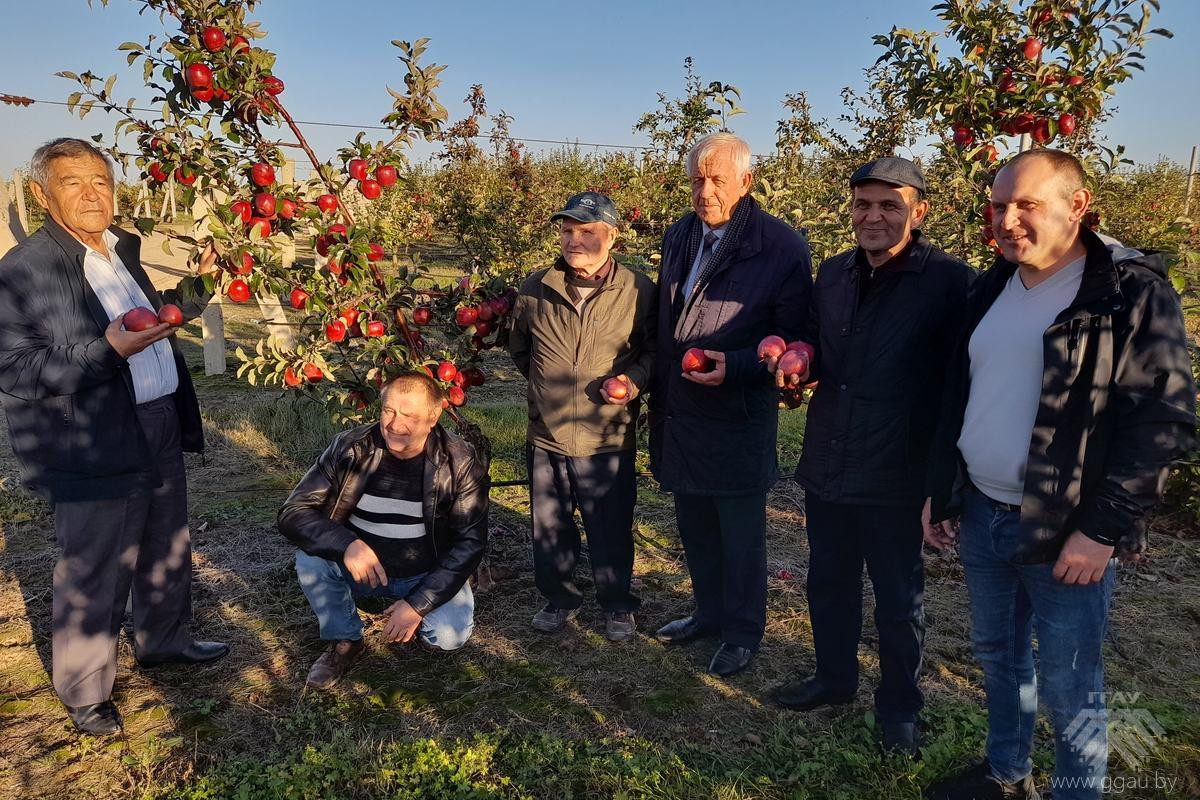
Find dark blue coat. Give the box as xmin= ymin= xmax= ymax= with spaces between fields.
xmin=649 ymin=197 xmax=813 ymax=495
xmin=0 ymin=217 xmax=206 ymax=502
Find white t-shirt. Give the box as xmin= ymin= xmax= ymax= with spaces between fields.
xmin=957 ymin=256 xmax=1086 ymax=505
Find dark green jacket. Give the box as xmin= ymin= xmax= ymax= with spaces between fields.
xmin=509 ymin=257 xmax=657 ymax=456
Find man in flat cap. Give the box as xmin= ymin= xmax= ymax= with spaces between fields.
xmin=508 ymin=192 xmax=657 ymax=641
xmin=767 ymin=157 xmax=972 ymax=755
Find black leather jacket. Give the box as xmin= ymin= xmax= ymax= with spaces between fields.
xmin=278 ymin=423 xmax=488 ymax=616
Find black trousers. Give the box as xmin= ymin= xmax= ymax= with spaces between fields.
xmin=527 ymin=444 xmax=639 ymax=613
xmin=674 ymin=491 xmax=768 ymax=651
xmin=804 ymin=493 xmax=925 ymax=722
xmin=51 ymin=396 xmax=194 ymax=707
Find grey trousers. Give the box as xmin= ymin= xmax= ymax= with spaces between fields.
xmin=51 ymin=395 xmax=194 ymax=707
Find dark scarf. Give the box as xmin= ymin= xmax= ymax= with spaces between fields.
xmin=557 ymin=255 xmax=614 ymax=304
xmin=675 ymin=194 xmax=757 ymax=314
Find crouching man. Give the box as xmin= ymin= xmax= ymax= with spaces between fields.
xmin=279 ymin=372 xmax=488 ymax=688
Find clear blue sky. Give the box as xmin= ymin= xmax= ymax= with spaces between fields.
xmin=1 ymin=0 xmax=1197 ymax=177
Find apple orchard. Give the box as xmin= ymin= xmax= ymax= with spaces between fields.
xmin=61 ymin=0 xmax=1194 ymax=449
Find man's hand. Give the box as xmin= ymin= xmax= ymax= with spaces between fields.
xmin=921 ymin=497 xmax=959 ymax=552
xmin=197 ymin=243 xmax=218 ymax=276
xmin=104 ymin=317 xmax=173 ymax=359
xmin=343 ymin=539 xmax=388 ymax=588
xmin=1052 ymin=531 xmax=1114 ymax=585
xmin=763 ymin=354 xmax=808 ymax=390
xmin=682 ymin=350 xmax=726 ymax=386
xmin=382 ymin=598 xmax=423 ymax=643
xmin=600 ymin=374 xmax=636 ymax=406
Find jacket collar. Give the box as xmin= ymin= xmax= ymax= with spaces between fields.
xmin=540 ymin=255 xmax=618 ymax=303
xmin=986 ymin=225 xmax=1122 ymax=312
xmin=843 ymin=230 xmax=931 ymax=274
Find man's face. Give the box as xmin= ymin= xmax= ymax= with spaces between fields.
xmin=690 ymin=149 xmax=751 ymax=228
xmin=30 ymin=155 xmax=115 ymax=243
xmin=559 ymin=218 xmax=616 ymax=275
xmin=851 ymin=181 xmax=928 ymax=255
xmin=990 ymin=158 xmax=1090 ymax=269
xmin=379 ymin=387 xmax=442 ymax=456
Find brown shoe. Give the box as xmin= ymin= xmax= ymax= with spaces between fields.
xmin=306 ymin=639 xmax=365 ymax=689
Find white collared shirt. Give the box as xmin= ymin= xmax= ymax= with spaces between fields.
xmin=82 ymin=230 xmax=178 ymax=404
xmin=683 ymin=222 xmax=725 ymax=298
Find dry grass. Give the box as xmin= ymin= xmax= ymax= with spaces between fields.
xmin=1 ymin=312 xmax=1198 ymax=799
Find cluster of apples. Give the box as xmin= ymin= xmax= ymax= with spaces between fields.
xmin=430 ymin=359 xmax=486 ymax=408
xmin=346 ymin=158 xmax=399 ymax=201
xmin=324 ymin=307 xmax=387 ymax=343
xmin=122 ymin=304 xmax=184 ymax=331
xmin=758 ymin=335 xmax=816 ymax=410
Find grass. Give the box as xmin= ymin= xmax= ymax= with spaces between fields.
xmin=1 ymin=303 xmax=1199 ymax=799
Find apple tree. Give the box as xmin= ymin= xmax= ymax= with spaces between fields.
xmin=874 ymin=0 xmax=1172 ymax=265
xmin=63 ymin=0 xmax=510 ymax=429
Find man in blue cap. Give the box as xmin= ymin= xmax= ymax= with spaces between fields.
xmin=767 ymin=156 xmax=972 ymax=756
xmin=508 ymin=191 xmax=657 ymax=642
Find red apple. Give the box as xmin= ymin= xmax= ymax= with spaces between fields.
xmin=1013 ymin=112 xmax=1036 ymax=134
xmin=230 ymin=34 xmax=250 ymax=54
xmin=325 ymin=320 xmax=347 ymax=343
xmin=603 ymin=376 xmax=630 ymax=400
xmin=463 ymin=367 xmax=485 ymax=387
xmin=289 ymin=287 xmax=309 ymax=309
xmin=1065 ymin=74 xmax=1085 ymax=87
xmin=148 ymin=162 xmax=169 ymax=183
xmin=474 ymin=319 xmax=493 ymax=336
xmin=122 ymin=306 xmax=160 ymax=332
xmin=952 ymin=126 xmax=975 ymax=148
xmin=191 ymin=86 xmax=214 ymax=103
xmin=448 ymin=386 xmax=467 ymax=407
xmin=157 ymin=303 xmax=183 ymax=326
xmin=456 ymin=305 xmax=479 ymax=327
xmin=212 ymin=85 xmax=230 ymax=102
xmin=283 ymin=366 xmax=301 ymax=387
xmin=1022 ymin=37 xmax=1043 ymax=61
xmin=1058 ymin=113 xmax=1077 ymax=135
xmin=301 ymin=362 xmax=323 ymax=382
xmin=681 ymin=347 xmax=713 ymax=374
xmin=262 ymin=76 xmax=285 ymax=96
xmin=367 ymin=243 xmax=385 ymax=262
xmin=233 ymin=252 xmax=254 ymax=275
xmin=777 ymin=349 xmax=809 ymax=379
xmin=365 ymin=320 xmax=386 ymax=337
xmin=248 ymin=217 xmax=272 ymax=239
xmin=227 ymin=279 xmax=250 ymax=303
xmin=186 ymin=63 xmax=213 ymax=89
xmin=339 ymin=308 xmax=360 ymax=329
xmin=315 ymin=235 xmax=331 ymax=258
xmin=230 ymin=200 xmax=252 ymax=224
xmin=201 ymin=27 xmax=226 ymax=52
xmin=997 ymin=76 xmax=1018 ymax=94
xmin=437 ymin=360 xmax=458 ymax=382
xmin=348 ymin=159 xmax=368 ymax=181
xmin=250 ymin=162 xmax=275 ymax=187
xmin=757 ymin=335 xmax=787 ymax=362
xmin=477 ymin=302 xmax=496 ymax=322
xmin=413 ymin=306 xmax=432 ymax=326
xmin=253 ymin=192 xmax=276 ymax=218
xmin=317 ymin=194 xmax=338 ymax=214
xmin=173 ymin=166 xmax=196 ymax=185
xmin=359 ymin=179 xmax=382 ymax=200
xmin=375 ymin=165 xmax=398 ymax=187
xmin=327 ymin=223 xmax=348 ymax=240
xmin=1032 ymin=117 xmax=1053 ymax=144
xmin=977 ymin=143 xmax=998 ymax=163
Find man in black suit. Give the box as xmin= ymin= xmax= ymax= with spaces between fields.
xmin=0 ymin=138 xmax=227 ymax=735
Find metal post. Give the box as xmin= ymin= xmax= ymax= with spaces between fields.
xmin=1185 ymin=145 xmax=1198 ymax=217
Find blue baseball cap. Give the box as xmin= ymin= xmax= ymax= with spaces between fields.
xmin=550 ymin=191 xmax=619 ymax=226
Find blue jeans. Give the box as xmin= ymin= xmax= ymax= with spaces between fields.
xmin=294 ymin=551 xmax=475 ymax=650
xmin=959 ymin=488 xmax=1115 ymax=800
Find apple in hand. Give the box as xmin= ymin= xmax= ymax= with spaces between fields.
xmin=157 ymin=304 xmax=183 ymax=326
xmin=681 ymin=347 xmax=713 ymax=374
xmin=757 ymin=335 xmax=787 ymax=362
xmin=122 ymin=307 xmax=160 ymax=332
xmin=602 ymin=376 xmax=631 ymax=400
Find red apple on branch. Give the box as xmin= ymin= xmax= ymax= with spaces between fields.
xmin=413 ymin=306 xmax=431 ymax=326
xmin=317 ymin=194 xmax=339 ymax=214
xmin=448 ymin=386 xmax=467 ymax=407
xmin=359 ymin=179 xmax=382 ymax=200
xmin=254 ymin=192 xmax=276 ymax=218
xmin=283 ymin=366 xmax=301 ymax=387
xmin=456 ymin=305 xmax=479 ymax=327
xmin=325 ymin=320 xmax=347 ymax=343
xmin=148 ymin=162 xmax=169 ymax=183
xmin=250 ymin=162 xmax=275 ymax=187
xmin=227 ymin=279 xmax=250 ymax=303
xmin=437 ymin=360 xmax=458 ymax=382
xmin=230 ymin=200 xmax=252 ymax=224
xmin=289 ymin=287 xmax=309 ymax=309
xmin=278 ymin=198 xmax=297 ymax=219
xmin=365 ymin=320 xmax=386 ymax=337
xmin=348 ymin=159 xmax=368 ymax=181
xmin=1022 ymin=36 xmax=1043 ymax=61
xmin=375 ymin=165 xmax=398 ymax=187
xmin=262 ymin=76 xmax=285 ymax=96
xmin=186 ymin=63 xmax=213 ymax=89
xmin=201 ymin=27 xmax=226 ymax=52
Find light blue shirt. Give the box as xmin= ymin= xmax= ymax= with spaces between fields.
xmin=82 ymin=230 xmax=178 ymax=404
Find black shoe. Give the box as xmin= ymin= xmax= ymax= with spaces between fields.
xmin=66 ymin=701 xmax=123 ymax=735
xmin=137 ymin=640 xmax=230 ymax=667
xmin=925 ymin=761 xmax=1040 ymax=800
xmin=881 ymin=721 xmax=921 ymax=759
xmin=707 ymin=643 xmax=754 ymax=677
xmin=654 ymin=615 xmax=717 ymax=645
xmin=770 ymin=676 xmax=855 ymax=711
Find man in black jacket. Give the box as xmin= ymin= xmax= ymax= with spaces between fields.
xmin=649 ymin=132 xmax=813 ymax=677
xmin=923 ymin=150 xmax=1195 ymax=800
xmin=0 ymin=138 xmax=226 ymax=736
xmin=279 ymin=372 xmax=488 ymax=689
xmin=767 ymin=157 xmax=972 ymax=756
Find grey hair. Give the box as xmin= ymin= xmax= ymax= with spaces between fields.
xmin=686 ymin=133 xmax=752 ymax=179
xmin=30 ymin=138 xmax=115 ymax=189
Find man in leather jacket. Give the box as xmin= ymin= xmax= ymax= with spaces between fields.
xmin=278 ymin=372 xmax=488 ymax=688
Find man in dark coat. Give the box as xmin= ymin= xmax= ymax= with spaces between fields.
xmin=649 ymin=132 xmax=813 ymax=677
xmin=0 ymin=138 xmax=226 ymax=735
xmin=766 ymin=157 xmax=973 ymax=756
xmin=923 ymin=150 xmax=1195 ymax=800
